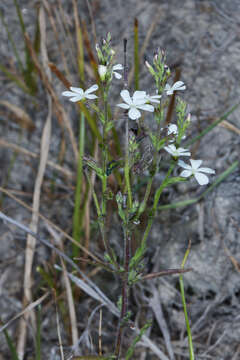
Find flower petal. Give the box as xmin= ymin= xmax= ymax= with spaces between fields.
xmin=70 ymin=87 xmax=84 ymax=94
xmin=129 ymin=107 xmax=141 ymax=120
xmin=137 ymin=104 xmax=154 ymax=112
xmin=62 ymin=91 xmax=76 ymax=97
xmin=85 ymin=94 xmax=98 ymax=99
xmin=120 ymin=90 xmax=132 ymax=105
xmin=172 ymin=81 xmax=185 ymax=90
xmin=133 ymin=91 xmax=146 ymax=102
xmin=69 ymin=96 xmax=82 ymax=102
xmin=164 ymin=146 xmax=174 ymax=155
xmin=180 ymin=170 xmax=192 ymax=178
xmin=195 ymin=172 xmax=209 ymax=185
xmin=85 ymin=84 xmax=98 ymax=94
xmin=190 ymin=159 xmax=202 ymax=169
xmin=117 ymin=103 xmax=130 ymax=109
xmin=198 ymin=167 xmax=215 ymax=174
xmin=113 ymin=71 xmax=122 ymax=79
xmin=178 ymin=160 xmax=191 ymax=170
xmin=113 ymin=64 xmax=123 ymax=71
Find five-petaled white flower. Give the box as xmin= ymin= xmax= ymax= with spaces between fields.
xmin=117 ymin=90 xmax=154 ymax=120
xmin=164 ymin=144 xmax=191 ymax=157
xmin=144 ymin=93 xmax=161 ymax=104
xmin=165 ymin=81 xmax=186 ymax=95
xmin=62 ymin=84 xmax=98 ymax=102
xmin=178 ymin=159 xmax=215 ymax=185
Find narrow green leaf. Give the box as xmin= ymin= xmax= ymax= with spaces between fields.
xmin=3 ymin=329 xmax=20 ymax=360
xmin=35 ymin=306 xmax=41 ymax=360
xmin=73 ymin=112 xmax=85 ymax=257
xmin=125 ymin=322 xmax=152 ymax=360
xmin=0 ymin=9 xmax=24 ymax=72
xmin=186 ymin=103 xmax=240 ymax=146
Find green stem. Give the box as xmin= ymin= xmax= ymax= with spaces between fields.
xmin=124 ymin=117 xmax=132 ymax=210
xmin=72 ymin=112 xmax=85 ymax=257
xmin=179 ymin=243 xmax=195 ymax=360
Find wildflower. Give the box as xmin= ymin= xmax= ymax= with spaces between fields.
xmin=178 ymin=159 xmax=215 ymax=185
xmin=98 ymin=65 xmax=108 ymax=80
xmin=164 ymin=144 xmax=190 ymax=157
xmin=117 ymin=90 xmax=154 ymax=120
xmin=144 ymin=93 xmax=161 ymax=104
xmin=165 ymin=81 xmax=186 ymax=95
xmin=62 ymin=84 xmax=98 ymax=102
xmin=98 ymin=64 xmax=123 ymax=81
xmin=167 ymin=124 xmax=178 ymax=136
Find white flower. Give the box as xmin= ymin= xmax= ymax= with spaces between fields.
xmin=98 ymin=65 xmax=107 ymax=80
xmin=112 ymin=64 xmax=123 ymax=79
xmin=164 ymin=144 xmax=191 ymax=157
xmin=62 ymin=84 xmax=98 ymax=102
xmin=117 ymin=90 xmax=154 ymax=120
xmin=178 ymin=159 xmax=215 ymax=185
xmin=144 ymin=93 xmax=161 ymax=104
xmin=167 ymin=124 xmax=178 ymax=136
xmin=98 ymin=64 xmax=123 ymax=80
xmin=165 ymin=81 xmax=186 ymax=95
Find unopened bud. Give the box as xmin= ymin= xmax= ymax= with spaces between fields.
xmin=98 ymin=65 xmax=107 ymax=81
xmin=145 ymin=60 xmax=151 ymax=68
xmin=186 ymin=113 xmax=191 ymax=124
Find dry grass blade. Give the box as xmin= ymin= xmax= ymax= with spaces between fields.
xmin=17 ymin=7 xmax=52 ymax=359
xmin=42 ymin=0 xmax=71 ymax=79
xmin=55 ymin=265 xmax=120 ymax=317
xmin=46 ymin=224 xmax=79 ymax=351
xmin=0 ymin=292 xmax=49 ymax=333
xmin=24 ymin=34 xmax=78 ymax=162
xmin=149 ymin=284 xmax=175 ymax=360
xmin=0 ymin=100 xmax=35 ymax=131
xmin=48 ymin=62 xmax=71 ymax=88
xmin=0 ymin=138 xmax=74 ymax=179
xmin=219 ymin=120 xmax=240 ymax=135
xmin=61 ymin=257 xmax=79 ymax=351
xmin=54 ymin=290 xmax=65 ymax=360
xmin=0 ymin=186 xmax=100 ymax=263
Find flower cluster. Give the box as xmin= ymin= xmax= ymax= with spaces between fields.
xmin=61 ymin=44 xmax=215 ymax=186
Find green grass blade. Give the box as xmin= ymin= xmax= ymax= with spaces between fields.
xmin=3 ymin=329 xmax=20 ymax=360
xmin=186 ymin=102 xmax=240 ymax=146
xmin=13 ymin=0 xmax=37 ymax=94
xmin=158 ymin=198 xmax=198 ymax=210
xmin=0 ymin=9 xmax=24 ymax=72
xmin=179 ymin=243 xmax=195 ymax=360
xmin=78 ymin=102 xmax=102 ymax=141
xmin=35 ymin=306 xmax=42 ymax=360
xmin=134 ymin=18 xmax=139 ymax=91
xmin=0 ymin=64 xmax=33 ymax=94
xmin=13 ymin=0 xmax=26 ymax=35
xmin=198 ymin=160 xmax=238 ymax=200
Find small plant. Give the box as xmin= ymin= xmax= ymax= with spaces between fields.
xmin=62 ymin=33 xmax=216 ymax=359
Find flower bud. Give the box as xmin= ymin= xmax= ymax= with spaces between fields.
xmin=98 ymin=65 xmax=107 ymax=81
xmin=186 ymin=113 xmax=191 ymax=125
